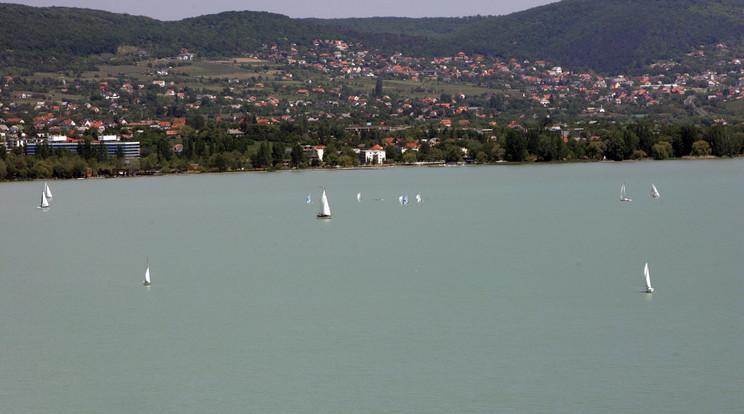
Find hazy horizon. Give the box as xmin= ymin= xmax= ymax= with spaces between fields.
xmin=0 ymin=0 xmax=561 ymax=20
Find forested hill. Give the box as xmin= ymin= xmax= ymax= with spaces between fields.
xmin=2 ymin=0 xmax=743 ymax=74
xmin=311 ymin=0 xmax=744 ymax=73
xmin=444 ymin=0 xmax=744 ymax=73
xmin=0 ymin=4 xmax=336 ymax=66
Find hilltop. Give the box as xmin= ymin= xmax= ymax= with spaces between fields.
xmin=1 ymin=0 xmax=743 ymax=73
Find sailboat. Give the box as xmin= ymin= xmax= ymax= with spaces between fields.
xmin=44 ymin=182 xmax=53 ymax=200
xmin=306 ymin=194 xmax=311 ymax=204
xmin=619 ymin=183 xmax=632 ymax=202
xmin=643 ymin=262 xmax=654 ymax=293
xmin=399 ymin=195 xmax=408 ymax=205
xmin=357 ymin=192 xmax=362 ymax=202
xmin=415 ymin=194 xmax=422 ymax=203
xmin=38 ymin=190 xmax=50 ymax=209
xmin=650 ymin=184 xmax=660 ymax=198
xmin=143 ymin=259 xmax=151 ymax=286
xmin=317 ymin=189 xmax=331 ymax=219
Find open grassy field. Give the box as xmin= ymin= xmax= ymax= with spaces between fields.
xmin=24 ymin=56 xmax=510 ymax=107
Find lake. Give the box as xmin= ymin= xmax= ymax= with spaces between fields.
xmin=1 ymin=160 xmax=742 ymax=413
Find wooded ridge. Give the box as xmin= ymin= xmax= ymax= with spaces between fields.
xmin=2 ymin=0 xmax=743 ymax=74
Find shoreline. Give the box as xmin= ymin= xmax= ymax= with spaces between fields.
xmin=5 ymin=156 xmax=740 ymax=184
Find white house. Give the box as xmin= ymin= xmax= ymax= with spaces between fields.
xmin=361 ymin=144 xmax=386 ymax=165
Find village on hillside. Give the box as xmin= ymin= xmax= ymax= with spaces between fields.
xmin=1 ymin=38 xmax=743 ymax=171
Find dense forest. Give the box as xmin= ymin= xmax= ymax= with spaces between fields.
xmin=2 ymin=0 xmax=743 ymax=74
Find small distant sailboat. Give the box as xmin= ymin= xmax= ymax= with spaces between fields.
xmin=650 ymin=184 xmax=660 ymax=199
xmin=643 ymin=262 xmax=654 ymax=293
xmin=306 ymin=194 xmax=312 ymax=204
xmin=143 ymin=259 xmax=151 ymax=286
xmin=38 ymin=190 xmax=50 ymax=209
xmin=415 ymin=194 xmax=422 ymax=203
xmin=317 ymin=189 xmax=331 ymax=219
xmin=44 ymin=182 xmax=53 ymax=200
xmin=619 ymin=183 xmax=632 ymax=202
xmin=357 ymin=192 xmax=362 ymax=202
xmin=399 ymin=195 xmax=408 ymax=205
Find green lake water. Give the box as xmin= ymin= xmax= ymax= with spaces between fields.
xmin=1 ymin=160 xmax=742 ymax=413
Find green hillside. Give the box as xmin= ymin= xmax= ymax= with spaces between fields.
xmin=446 ymin=0 xmax=744 ymax=72
xmin=1 ymin=0 xmax=743 ymax=73
xmin=310 ymin=0 xmax=744 ymax=72
xmin=0 ymin=4 xmax=336 ymax=68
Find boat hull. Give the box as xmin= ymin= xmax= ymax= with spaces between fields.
xmin=316 ymin=214 xmax=331 ymax=219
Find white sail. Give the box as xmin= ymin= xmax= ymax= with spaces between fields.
xmin=650 ymin=184 xmax=660 ymax=198
xmin=620 ymin=183 xmax=631 ymax=202
xmin=317 ymin=189 xmax=331 ymax=218
xmin=143 ymin=258 xmax=151 ymax=285
xmin=44 ymin=182 xmax=53 ymax=199
xmin=416 ymin=194 xmax=422 ymax=203
xmin=644 ymin=262 xmax=654 ymax=293
xmin=39 ymin=191 xmax=50 ymax=209
xmin=399 ymin=195 xmax=404 ymax=205
xmin=357 ymin=192 xmax=361 ymax=202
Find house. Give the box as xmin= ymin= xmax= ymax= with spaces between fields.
xmin=360 ymin=144 xmax=386 ymax=165
xmin=302 ymin=145 xmax=326 ymax=162
xmin=313 ymin=146 xmax=326 ymax=162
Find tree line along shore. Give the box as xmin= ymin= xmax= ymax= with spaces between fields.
xmin=1 ymin=119 xmax=741 ymax=181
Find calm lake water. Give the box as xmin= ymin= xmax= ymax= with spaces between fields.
xmin=1 ymin=160 xmax=742 ymax=413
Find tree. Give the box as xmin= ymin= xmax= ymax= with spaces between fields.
xmin=703 ymin=125 xmax=739 ymax=157
xmin=255 ymin=142 xmax=272 ymax=169
xmin=651 ymin=141 xmax=673 ymax=160
xmin=402 ymin=150 xmax=418 ymax=164
xmin=374 ymin=77 xmax=383 ymax=97
xmin=586 ymin=140 xmax=605 ymax=160
xmin=503 ymin=129 xmax=527 ymax=162
xmin=622 ymin=129 xmax=639 ymax=158
xmin=444 ymin=145 xmax=464 ymax=163
xmin=210 ymin=153 xmax=229 ymax=171
xmin=385 ymin=145 xmax=399 ymax=162
xmin=271 ymin=143 xmax=285 ymax=167
xmin=291 ymin=143 xmax=303 ymax=167
xmin=630 ymin=121 xmax=655 ymax=155
xmin=536 ymin=133 xmax=565 ymax=161
xmin=337 ymin=154 xmax=356 ymax=167
xmin=31 ymin=160 xmax=53 ymax=178
xmin=475 ymin=151 xmax=489 ymax=164
xmin=691 ymin=140 xmax=711 ymax=157
xmin=679 ymin=124 xmax=700 ymax=156
xmin=603 ymin=130 xmax=627 ymax=161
